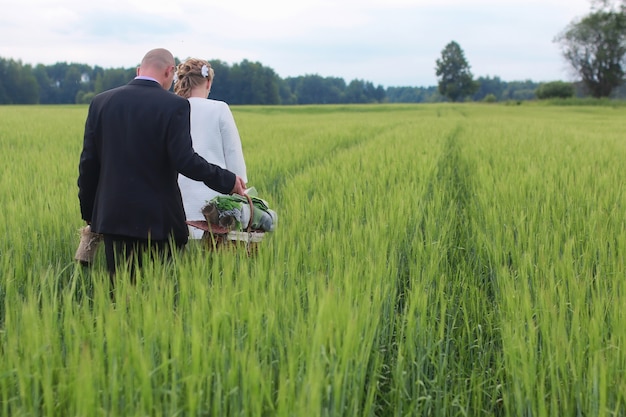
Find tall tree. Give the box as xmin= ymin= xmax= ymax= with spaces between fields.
xmin=0 ymin=58 xmax=39 ymax=104
xmin=205 ymin=59 xmax=233 ymax=103
xmin=291 ymin=75 xmax=330 ymax=104
xmin=94 ymin=67 xmax=134 ymax=93
xmin=435 ymin=41 xmax=478 ymax=102
xmin=555 ymin=6 xmax=626 ymax=97
xmin=590 ymin=0 xmax=626 ymax=11
xmin=229 ymin=59 xmax=280 ymax=105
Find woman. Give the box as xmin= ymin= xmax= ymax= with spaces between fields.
xmin=174 ymin=58 xmax=248 ymax=239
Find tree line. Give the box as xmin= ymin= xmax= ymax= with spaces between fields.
xmin=0 ymin=57 xmax=391 ymax=105
xmin=0 ymin=56 xmax=603 ymax=106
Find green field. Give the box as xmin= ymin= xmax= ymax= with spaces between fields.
xmin=0 ymin=103 xmax=625 ymax=416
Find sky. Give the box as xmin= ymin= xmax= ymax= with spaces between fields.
xmin=0 ymin=0 xmax=593 ymax=88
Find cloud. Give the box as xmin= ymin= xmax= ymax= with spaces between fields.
xmin=77 ymin=13 xmax=183 ymax=41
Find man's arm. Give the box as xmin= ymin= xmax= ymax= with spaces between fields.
xmin=77 ymin=103 xmax=101 ymax=223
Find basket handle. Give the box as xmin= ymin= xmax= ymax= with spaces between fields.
xmin=245 ymin=193 xmax=254 ymax=232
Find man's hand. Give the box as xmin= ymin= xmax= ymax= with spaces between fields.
xmin=230 ymin=176 xmax=247 ymax=196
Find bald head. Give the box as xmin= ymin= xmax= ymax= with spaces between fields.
xmin=137 ymin=48 xmax=176 ymax=89
xmin=140 ymin=48 xmax=174 ymax=70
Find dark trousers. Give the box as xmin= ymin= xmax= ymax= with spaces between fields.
xmin=103 ymin=234 xmax=183 ymax=283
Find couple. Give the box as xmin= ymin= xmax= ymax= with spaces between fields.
xmin=77 ymin=48 xmax=248 ymax=280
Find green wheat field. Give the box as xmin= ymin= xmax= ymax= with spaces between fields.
xmin=0 ymin=102 xmax=625 ymax=416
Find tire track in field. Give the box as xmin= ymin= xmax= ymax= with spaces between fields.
xmin=424 ymin=125 xmax=502 ymax=412
xmin=376 ymin=125 xmax=504 ymax=415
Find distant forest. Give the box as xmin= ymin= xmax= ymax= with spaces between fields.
xmin=1 ymin=56 xmax=624 ymax=105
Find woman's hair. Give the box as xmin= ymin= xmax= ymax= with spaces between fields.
xmin=174 ymin=58 xmax=215 ymax=98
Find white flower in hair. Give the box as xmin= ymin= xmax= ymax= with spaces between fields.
xmin=201 ymin=64 xmax=209 ymax=78
xmin=173 ymin=72 xmax=179 ymax=83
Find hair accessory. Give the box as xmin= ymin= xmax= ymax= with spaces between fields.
xmin=173 ymin=72 xmax=179 ymax=83
xmin=201 ymin=64 xmax=209 ymax=78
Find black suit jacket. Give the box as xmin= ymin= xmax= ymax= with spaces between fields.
xmin=78 ymin=78 xmax=236 ymax=244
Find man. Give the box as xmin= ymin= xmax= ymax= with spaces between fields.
xmin=78 ymin=48 xmax=246 ymax=280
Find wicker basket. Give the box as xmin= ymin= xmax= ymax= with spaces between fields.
xmin=186 ymin=194 xmax=264 ymax=256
